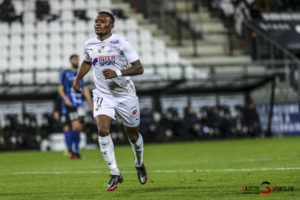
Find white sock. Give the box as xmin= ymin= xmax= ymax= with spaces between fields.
xmin=129 ymin=133 xmax=144 ymax=167
xmin=98 ymin=135 xmax=120 ymax=175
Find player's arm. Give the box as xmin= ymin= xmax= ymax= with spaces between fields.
xmin=102 ymin=60 xmax=144 ymax=79
xmin=73 ymin=61 xmax=92 ymax=93
xmin=58 ymin=85 xmax=73 ymax=107
xmin=82 ymin=87 xmax=93 ymax=112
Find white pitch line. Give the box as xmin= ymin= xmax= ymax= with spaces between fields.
xmin=8 ymin=167 xmax=300 ymax=175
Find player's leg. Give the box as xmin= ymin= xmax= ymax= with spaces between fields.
xmin=123 ymin=125 xmax=147 ymax=184
xmin=116 ymin=95 xmax=148 ymax=184
xmin=63 ymin=124 xmax=72 ymax=155
xmin=124 ymin=125 xmax=144 ymax=167
xmin=61 ymin=114 xmax=73 ymax=157
xmin=96 ymin=115 xmax=123 ymax=191
xmin=70 ymin=119 xmax=82 ymax=159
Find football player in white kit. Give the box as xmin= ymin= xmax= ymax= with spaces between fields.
xmin=73 ymin=11 xmax=147 ymax=191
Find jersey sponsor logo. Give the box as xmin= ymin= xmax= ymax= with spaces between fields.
xmin=99 ymin=55 xmax=116 ymax=66
xmin=110 ymin=40 xmax=119 ymax=45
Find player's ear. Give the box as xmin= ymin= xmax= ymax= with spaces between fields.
xmin=110 ymin=23 xmax=114 ymax=30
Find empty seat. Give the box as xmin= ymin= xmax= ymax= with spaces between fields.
xmin=36 ymin=22 xmax=49 ymax=34
xmin=0 ymin=46 xmax=8 ymax=58
xmin=166 ymin=49 xmax=180 ymax=65
xmin=114 ymin=19 xmax=125 ymax=32
xmin=23 ymin=56 xmax=36 ymax=70
xmin=168 ymin=65 xmax=182 ymax=79
xmin=87 ymin=0 xmax=99 ymax=9
xmin=0 ymin=35 xmax=9 ymax=47
xmin=49 ymin=71 xmax=60 ymax=83
xmin=49 ymin=21 xmax=61 ymax=33
xmin=157 ymin=66 xmax=168 ymax=79
xmin=61 ymin=21 xmax=74 ymax=33
xmin=7 ymin=72 xmax=22 ymax=85
xmin=24 ymin=1 xmax=35 ymax=12
xmin=36 ymin=57 xmax=49 ymax=69
xmin=10 ymin=46 xmax=22 ymax=57
xmin=50 ymin=0 xmax=62 ymax=12
xmin=139 ymin=28 xmax=152 ymax=41
xmin=88 ymin=19 xmax=96 ymax=31
xmin=100 ymin=0 xmax=111 ymax=9
xmin=126 ymin=31 xmax=138 ymax=44
xmin=140 ymin=53 xmax=153 ymax=66
xmin=23 ymin=45 xmax=35 ymax=57
xmin=9 ymin=57 xmax=22 ymax=71
xmin=13 ymin=0 xmax=23 ymax=15
xmin=74 ymin=21 xmax=87 ymax=33
xmin=49 ymin=56 xmax=62 ymax=69
xmin=0 ymin=58 xmax=9 ymax=72
xmin=36 ymin=72 xmax=49 ymax=84
xmin=62 ymin=44 xmax=75 ymax=59
xmin=61 ymin=0 xmax=73 ymax=10
xmin=0 ymin=23 xmax=9 ymax=35
xmin=23 ymin=12 xmax=35 ymax=23
xmin=61 ymin=10 xmax=74 ymax=21
xmin=49 ymin=33 xmax=62 ymax=45
xmin=153 ymin=52 xmax=166 ymax=65
xmin=24 ymin=23 xmax=36 ymax=34
xmin=125 ymin=19 xmax=138 ymax=30
xmin=87 ymin=9 xmax=99 ymax=20
xmin=75 ymin=32 xmax=87 ymax=43
xmin=37 ymin=34 xmax=49 ymax=46
xmin=143 ymin=66 xmax=155 ymax=75
xmin=21 ymin=72 xmax=34 ymax=84
xmin=36 ymin=45 xmax=49 ymax=57
xmin=153 ymin=39 xmax=166 ymax=51
xmin=10 ymin=35 xmax=22 ymax=47
xmin=10 ymin=22 xmax=23 ymax=34
xmin=74 ymin=0 xmax=87 ymax=9
xmin=62 ymin=33 xmax=74 ymax=45
xmin=49 ymin=45 xmax=62 ymax=56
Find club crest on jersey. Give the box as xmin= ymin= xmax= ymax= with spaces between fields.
xmin=98 ymin=46 xmax=105 ymax=53
xmin=132 ymin=109 xmax=137 ymax=115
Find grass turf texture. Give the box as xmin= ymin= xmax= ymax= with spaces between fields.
xmin=0 ymin=137 xmax=299 ymax=200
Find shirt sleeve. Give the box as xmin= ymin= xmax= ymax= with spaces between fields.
xmin=122 ymin=38 xmax=139 ymax=64
xmin=83 ymin=42 xmax=91 ymax=62
xmin=59 ymin=71 xmax=65 ymax=86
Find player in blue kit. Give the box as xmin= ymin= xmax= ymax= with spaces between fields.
xmin=58 ymin=54 xmax=93 ymax=159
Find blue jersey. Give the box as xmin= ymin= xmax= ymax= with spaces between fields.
xmin=59 ymin=69 xmax=85 ymax=115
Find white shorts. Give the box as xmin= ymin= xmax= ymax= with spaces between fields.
xmin=93 ymin=94 xmax=140 ymax=127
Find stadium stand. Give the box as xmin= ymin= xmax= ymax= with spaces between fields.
xmin=1 ymin=0 xmax=300 ymax=150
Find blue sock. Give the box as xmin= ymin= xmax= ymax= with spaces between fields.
xmin=71 ymin=130 xmax=81 ymax=154
xmin=64 ymin=131 xmax=72 ymax=152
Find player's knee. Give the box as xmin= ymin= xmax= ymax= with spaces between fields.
xmin=98 ymin=127 xmax=110 ymax=137
xmin=72 ymin=121 xmax=82 ymax=133
xmin=128 ymin=133 xmax=139 ymax=143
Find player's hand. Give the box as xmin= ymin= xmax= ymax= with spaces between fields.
xmin=102 ymin=69 xmax=117 ymax=79
xmin=64 ymin=98 xmax=73 ymax=107
xmin=73 ymin=80 xmax=82 ymax=93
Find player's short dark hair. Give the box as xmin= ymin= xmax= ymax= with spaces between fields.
xmin=98 ymin=11 xmax=115 ymax=24
xmin=69 ymin=54 xmax=79 ymax=60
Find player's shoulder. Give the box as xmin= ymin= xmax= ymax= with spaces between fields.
xmin=60 ymin=69 xmax=70 ymax=75
xmin=112 ymin=33 xmax=129 ymax=43
xmin=84 ymin=36 xmax=98 ymax=46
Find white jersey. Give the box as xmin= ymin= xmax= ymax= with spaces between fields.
xmin=83 ymin=34 xmax=139 ymax=97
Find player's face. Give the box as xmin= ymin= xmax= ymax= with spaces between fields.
xmin=94 ymin=14 xmax=114 ymax=37
xmin=70 ymin=56 xmax=79 ymax=68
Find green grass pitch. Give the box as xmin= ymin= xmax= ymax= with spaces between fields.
xmin=0 ymin=137 xmax=299 ymax=200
